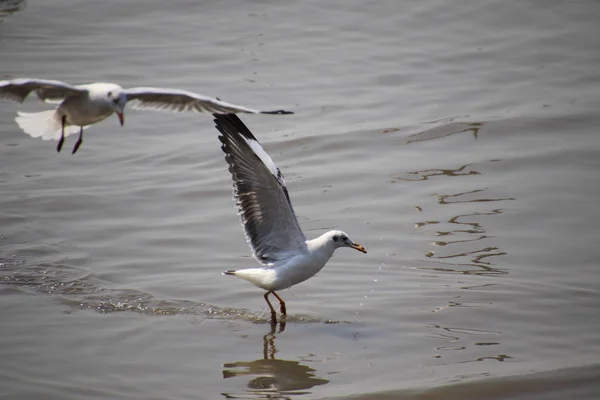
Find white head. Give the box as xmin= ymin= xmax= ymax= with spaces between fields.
xmin=104 ymin=85 xmax=127 ymax=126
xmin=327 ymin=230 xmax=367 ymax=253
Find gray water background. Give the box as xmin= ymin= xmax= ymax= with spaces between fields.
xmin=1 ymin=0 xmax=600 ymax=399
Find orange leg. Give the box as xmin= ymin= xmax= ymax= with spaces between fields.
xmin=271 ymin=291 xmax=287 ymax=316
xmin=263 ymin=291 xmax=277 ymax=323
xmin=72 ymin=126 xmax=83 ymax=154
xmin=57 ymin=116 xmax=66 ymax=152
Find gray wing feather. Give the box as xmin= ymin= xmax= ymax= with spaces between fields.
xmin=0 ymin=78 xmax=86 ymax=103
xmin=214 ymin=114 xmax=307 ymax=265
xmin=125 ymin=87 xmax=293 ymax=115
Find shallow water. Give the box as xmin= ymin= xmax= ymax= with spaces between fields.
xmin=1 ymin=0 xmax=600 ymax=399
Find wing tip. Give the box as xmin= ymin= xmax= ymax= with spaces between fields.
xmin=213 ymin=113 xmax=260 ymax=143
xmin=260 ymin=109 xmax=294 ymax=115
xmin=222 ymin=270 xmax=237 ymax=276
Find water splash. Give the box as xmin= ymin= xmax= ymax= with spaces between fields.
xmin=0 ymin=256 xmax=345 ymax=324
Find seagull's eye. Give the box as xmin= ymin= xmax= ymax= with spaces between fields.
xmin=341 ymin=235 xmax=347 ymax=241
xmin=107 ymin=91 xmax=112 ymax=97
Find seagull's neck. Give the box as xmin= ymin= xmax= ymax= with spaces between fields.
xmin=305 ymin=233 xmax=337 ymax=261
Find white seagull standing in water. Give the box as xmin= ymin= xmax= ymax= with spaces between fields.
xmin=0 ymin=78 xmax=293 ymax=154
xmin=214 ymin=114 xmax=367 ymax=323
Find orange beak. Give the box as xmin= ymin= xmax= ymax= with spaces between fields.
xmin=350 ymin=243 xmax=367 ymax=254
xmin=116 ymin=111 xmax=124 ymax=126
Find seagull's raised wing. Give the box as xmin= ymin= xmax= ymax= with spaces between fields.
xmin=125 ymin=87 xmax=293 ymax=115
xmin=0 ymin=78 xmax=87 ymax=103
xmin=215 ymin=114 xmax=307 ymax=265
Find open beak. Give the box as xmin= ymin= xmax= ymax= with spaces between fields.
xmin=350 ymin=243 xmax=367 ymax=254
xmin=116 ymin=111 xmax=125 ymax=126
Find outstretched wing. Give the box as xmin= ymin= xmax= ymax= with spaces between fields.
xmin=215 ymin=114 xmax=307 ymax=265
xmin=0 ymin=78 xmax=87 ymax=103
xmin=125 ymin=87 xmax=293 ymax=115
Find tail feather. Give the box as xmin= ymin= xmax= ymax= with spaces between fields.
xmin=15 ymin=110 xmax=81 ymax=140
xmin=222 ymin=270 xmax=237 ymax=276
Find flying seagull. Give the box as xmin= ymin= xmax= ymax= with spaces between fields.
xmin=0 ymin=78 xmax=293 ymax=154
xmin=214 ymin=113 xmax=367 ymax=323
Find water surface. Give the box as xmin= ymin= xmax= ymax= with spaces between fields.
xmin=1 ymin=0 xmax=600 ymax=399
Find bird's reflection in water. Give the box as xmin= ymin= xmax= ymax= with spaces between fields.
xmin=222 ymin=322 xmax=329 ymax=399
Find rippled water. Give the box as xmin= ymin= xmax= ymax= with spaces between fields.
xmin=1 ymin=0 xmax=600 ymax=399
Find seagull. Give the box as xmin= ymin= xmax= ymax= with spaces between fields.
xmin=214 ymin=114 xmax=367 ymax=323
xmin=0 ymin=78 xmax=293 ymax=154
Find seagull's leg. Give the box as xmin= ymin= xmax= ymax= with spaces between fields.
xmin=57 ymin=116 xmax=66 ymax=152
xmin=263 ymin=291 xmax=277 ymax=323
xmin=72 ymin=126 xmax=83 ymax=154
xmin=272 ymin=291 xmax=287 ymax=317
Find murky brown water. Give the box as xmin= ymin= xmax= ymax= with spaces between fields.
xmin=1 ymin=0 xmax=600 ymax=399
